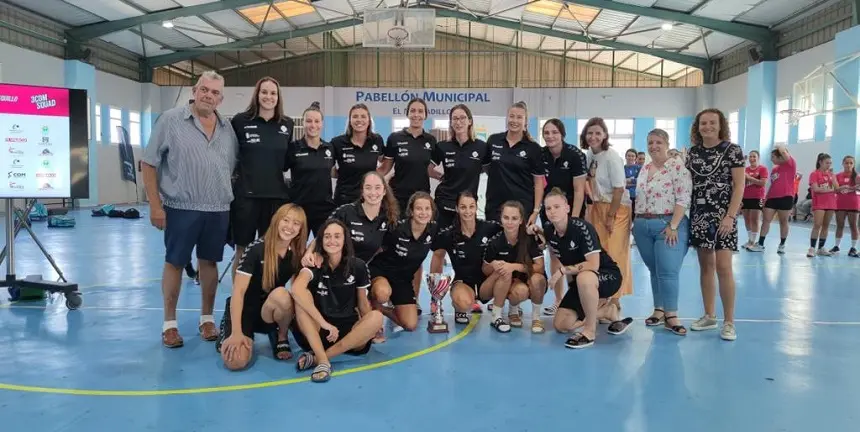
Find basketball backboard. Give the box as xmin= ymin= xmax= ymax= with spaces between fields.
xmin=789 ymin=52 xmax=860 ymax=124
xmin=362 ymin=8 xmax=436 ymax=49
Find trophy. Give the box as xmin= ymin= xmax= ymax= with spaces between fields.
xmin=426 ymin=273 xmax=452 ymax=333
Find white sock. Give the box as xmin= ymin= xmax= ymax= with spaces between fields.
xmin=532 ymin=303 xmax=541 ymax=320
xmin=199 ymin=315 xmax=214 ymax=326
xmin=751 ymin=231 xmax=758 ymax=243
xmin=509 ymin=304 xmax=520 ymax=317
xmin=163 ymin=320 xmax=178 ymax=332
xmin=492 ymin=305 xmax=502 ymax=321
xmin=748 ymin=231 xmax=754 ymax=242
xmin=852 ymin=239 xmax=857 ymax=249
xmin=835 ymin=237 xmax=842 ymax=248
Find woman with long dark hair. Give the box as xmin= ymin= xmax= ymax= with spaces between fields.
xmin=429 ymin=191 xmax=502 ymax=325
xmin=290 ymin=219 xmax=383 ymax=383
xmin=807 ymin=152 xmax=839 ymax=257
xmin=216 ymin=203 xmax=308 ymax=370
xmin=686 ymin=108 xmax=745 ymax=341
xmin=831 ymin=155 xmax=859 ymax=257
xmin=378 ymin=97 xmax=437 ymax=212
xmin=741 ymin=150 xmax=768 ymax=250
xmin=481 ymin=200 xmax=547 ymax=333
xmin=229 ymin=76 xmax=294 ymax=276
xmin=331 ymin=103 xmax=385 ymax=206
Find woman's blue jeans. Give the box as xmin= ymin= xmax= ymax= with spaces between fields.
xmin=632 ymin=216 xmax=690 ymax=313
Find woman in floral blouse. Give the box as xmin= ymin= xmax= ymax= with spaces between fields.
xmin=632 ymin=129 xmax=693 ymax=336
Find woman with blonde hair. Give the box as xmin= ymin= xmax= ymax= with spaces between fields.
xmin=579 ymin=117 xmax=632 ymax=317
xmin=632 ymin=129 xmax=692 ymax=335
xmin=216 ymin=203 xmax=308 ymax=370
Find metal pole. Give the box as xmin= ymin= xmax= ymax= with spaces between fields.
xmin=5 ymin=199 xmax=14 ymax=277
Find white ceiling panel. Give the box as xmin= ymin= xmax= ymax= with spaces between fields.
xmin=173 ymin=16 xmax=231 ymax=45
xmin=703 ymin=32 xmax=747 ymax=55
xmin=203 ymin=10 xmax=262 ymax=38
xmin=653 ymin=0 xmax=703 ymax=12
xmin=489 ymin=0 xmax=527 ymax=20
xmin=126 ymin=0 xmax=182 ymax=12
xmin=693 ymin=0 xmax=758 ymax=21
xmin=348 ymin=0 xmax=383 ymax=12
xmin=140 ymin=22 xmax=202 ymax=48
xmin=286 ymin=11 xmax=326 ymax=27
xmin=100 ymin=30 xmax=174 ymax=56
xmin=313 ymin=0 xmax=356 ymax=20
xmin=615 ymin=30 xmax=665 ymax=46
xmin=586 ymin=10 xmax=638 ymax=37
xmin=173 ymin=0 xmax=219 ymax=6
xmin=5 ymin=0 xmax=103 ymax=26
xmin=612 ymin=0 xmax=659 ymax=6
xmin=736 ymin=0 xmax=815 ymax=26
xmin=683 ymin=38 xmax=709 ymax=57
xmin=653 ymin=24 xmax=703 ymax=48
xmin=625 ymin=16 xmax=669 ymax=32
xmin=465 ymin=0 xmax=493 ymax=14
xmin=259 ymin=17 xmax=294 ymax=33
xmin=522 ymin=10 xmax=559 ymax=27
xmin=64 ymin=0 xmax=144 ymax=20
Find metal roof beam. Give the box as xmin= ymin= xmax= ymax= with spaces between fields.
xmin=146 ymin=18 xmax=362 ymax=68
xmin=66 ymin=0 xmax=265 ymax=41
xmin=435 ymin=8 xmax=711 ymax=72
xmin=566 ymin=0 xmax=775 ymax=47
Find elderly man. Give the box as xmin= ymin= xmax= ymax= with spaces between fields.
xmin=142 ymin=71 xmax=239 ymax=348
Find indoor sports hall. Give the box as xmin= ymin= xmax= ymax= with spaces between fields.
xmin=0 ymin=0 xmax=859 ymax=430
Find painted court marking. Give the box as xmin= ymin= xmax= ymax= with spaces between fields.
xmin=0 ymin=314 xmax=478 ymax=396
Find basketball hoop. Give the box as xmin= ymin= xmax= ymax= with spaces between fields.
xmin=387 ymin=26 xmax=410 ymax=48
xmin=781 ymin=109 xmax=806 ymax=126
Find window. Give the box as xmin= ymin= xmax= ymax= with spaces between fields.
xmin=576 ymin=118 xmax=635 ymax=152
xmin=655 ymin=118 xmax=676 ymax=148
xmin=825 ymin=87 xmax=833 ymax=138
xmin=129 ymin=111 xmax=141 ymax=146
xmin=798 ymin=115 xmax=814 ymax=141
xmin=109 ymin=107 xmax=122 ymax=144
xmin=433 ymin=118 xmax=449 ymax=131
xmin=728 ymin=111 xmax=739 ymax=144
xmin=774 ymin=99 xmax=789 ymax=144
xmin=392 ymin=118 xmax=410 ymax=130
xmin=95 ymin=103 xmax=102 ymax=143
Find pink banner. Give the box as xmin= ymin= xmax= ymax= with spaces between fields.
xmin=0 ymin=84 xmax=70 ymax=117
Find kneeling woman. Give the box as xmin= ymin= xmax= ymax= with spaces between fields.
xmin=481 ymin=200 xmax=547 ymax=334
xmin=289 ymin=219 xmax=384 ymax=383
xmin=368 ymin=192 xmax=437 ymax=337
xmin=217 ymin=203 xmax=308 ymax=371
xmin=430 ymin=191 xmax=502 ymax=324
xmin=542 ymin=189 xmax=633 ymax=349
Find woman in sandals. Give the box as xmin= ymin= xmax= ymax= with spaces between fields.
xmin=367 ymin=191 xmax=437 ymax=340
xmin=631 ymin=129 xmax=692 ymax=336
xmin=217 ymin=203 xmax=308 ymax=370
xmin=429 ymin=191 xmax=502 ymax=325
xmin=289 ymin=219 xmax=383 ymax=383
xmin=480 ymin=200 xmax=547 ymax=334
xmin=538 ymin=189 xmax=633 ymax=349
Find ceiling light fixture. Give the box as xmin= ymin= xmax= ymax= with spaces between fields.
xmin=162 ymin=21 xmax=174 ymax=28
xmin=661 ymin=23 xmax=673 ymax=31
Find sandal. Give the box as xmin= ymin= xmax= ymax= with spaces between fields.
xmin=296 ymin=352 xmax=317 ymax=372
xmin=267 ymin=330 xmax=293 ymax=360
xmin=645 ymin=309 xmax=665 ymax=326
xmin=607 ymin=317 xmax=634 ymax=335
xmin=311 ymin=363 xmax=332 ymax=383
xmin=664 ymin=315 xmax=687 ymax=336
xmin=564 ymin=333 xmax=594 ymax=349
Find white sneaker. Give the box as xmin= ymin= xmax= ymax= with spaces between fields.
xmin=720 ymin=322 xmax=737 ymax=341
xmin=691 ymin=315 xmax=718 ymax=331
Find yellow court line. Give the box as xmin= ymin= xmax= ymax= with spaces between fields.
xmin=0 ymin=315 xmax=478 ymax=397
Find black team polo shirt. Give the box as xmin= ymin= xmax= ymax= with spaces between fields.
xmin=330 ymin=133 xmax=385 ymax=205
xmin=230 ymin=113 xmax=294 ymax=199
xmin=484 ymin=132 xmax=544 ymax=218
xmin=430 ymin=138 xmax=489 ymax=214
xmin=283 ymin=137 xmax=336 ymax=214
xmin=384 ymin=128 xmax=437 ymax=204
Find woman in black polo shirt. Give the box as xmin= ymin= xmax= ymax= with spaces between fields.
xmin=429 ymin=104 xmax=489 ymax=229
xmin=539 ymin=189 xmax=633 ymax=349
xmin=484 ymin=101 xmax=545 ymax=224
xmin=540 ymin=118 xmax=587 ymax=316
xmin=430 ymin=191 xmax=502 ymax=325
xmin=229 ymin=76 xmax=295 ymax=275
xmin=367 ymin=192 xmax=437 ymax=341
xmin=331 ymin=103 xmax=385 ymax=206
xmin=378 ymin=97 xmax=437 ymax=212
xmin=217 ymin=203 xmax=308 ymax=370
xmin=284 ymin=102 xmax=336 ymax=237
xmin=481 ymin=200 xmax=547 ymax=334
xmin=290 ymin=219 xmax=383 ymax=383
xmin=302 ymin=171 xmax=400 ymax=265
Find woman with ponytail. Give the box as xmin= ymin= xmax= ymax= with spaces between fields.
xmin=807 ymin=152 xmax=839 ymax=257
xmin=283 ymin=102 xmax=336 ymax=237
xmin=831 ymin=155 xmax=859 ymax=257
xmin=483 ymin=101 xmax=545 ymax=224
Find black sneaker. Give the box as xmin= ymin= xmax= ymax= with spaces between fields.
xmin=849 ymin=248 xmax=859 ymax=258
xmin=829 ymin=246 xmax=841 ymax=254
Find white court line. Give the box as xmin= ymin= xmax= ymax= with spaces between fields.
xmin=3 ymin=304 xmax=860 ymax=325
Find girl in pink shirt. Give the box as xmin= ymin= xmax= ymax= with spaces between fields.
xmin=749 ymin=146 xmax=794 ymax=254
xmin=807 ymin=153 xmax=839 ymax=257
xmin=830 ymin=155 xmax=859 ymax=257
xmin=741 ymin=151 xmax=768 ymax=249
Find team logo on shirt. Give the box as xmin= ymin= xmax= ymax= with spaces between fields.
xmin=425 ymin=235 xmax=432 ymax=244
xmin=316 ymin=281 xmax=328 ymax=296
xmin=280 ymin=125 xmax=288 ymax=134
xmin=372 ymin=144 xmax=379 ymax=151
xmin=563 ymin=161 xmax=569 ymax=169
xmin=425 ymin=142 xmax=431 ymax=149
xmin=380 ymin=222 xmax=387 ymax=230
xmin=325 ymin=149 xmax=332 ymax=158
xmin=519 ymin=150 xmax=527 ymax=158
xmin=570 ymin=240 xmax=576 ymax=249
xmin=347 ymin=275 xmax=355 ymax=284
xmin=482 ymin=237 xmax=488 ymax=244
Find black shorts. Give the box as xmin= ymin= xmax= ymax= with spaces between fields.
xmin=558 ymin=268 xmax=622 ymax=319
xmin=742 ymin=198 xmax=763 ymax=210
xmin=435 ymin=204 xmax=457 ymax=229
xmin=453 ymin=278 xmax=491 ymax=304
xmin=290 ymin=315 xmax=371 ymax=355
xmin=231 ymin=196 xmax=288 ymax=247
xmin=164 ymin=206 xmax=230 ymax=267
xmin=764 ymin=196 xmax=794 ymax=211
xmin=369 ymin=266 xmax=417 ymax=306
xmin=219 ymin=295 xmax=274 ymax=340
xmin=303 ymin=204 xmax=336 ymax=238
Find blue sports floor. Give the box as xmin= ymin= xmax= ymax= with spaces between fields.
xmin=1 ymin=206 xmax=859 ymax=431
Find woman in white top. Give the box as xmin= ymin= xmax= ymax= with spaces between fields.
xmin=580 ymin=117 xmax=633 ymax=313
xmin=631 ymin=129 xmax=693 ymax=335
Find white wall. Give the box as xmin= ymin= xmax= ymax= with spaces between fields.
xmin=776 ymin=41 xmax=834 ymax=99
xmin=0 ymin=42 xmax=64 ymax=87
xmin=713 ymin=73 xmax=748 ymax=114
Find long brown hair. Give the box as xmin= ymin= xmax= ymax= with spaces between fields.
xmin=501 ymin=200 xmax=534 ymax=279
xmin=579 ymin=117 xmax=609 ymax=151
xmin=843 ymin=155 xmax=857 ymax=185
xmin=242 ymin=76 xmax=285 ymax=121
xmin=262 ymin=203 xmax=308 ymax=291
xmin=312 ymin=219 xmax=355 ymax=277
xmin=360 ymin=171 xmax=399 ymax=227
xmin=509 ymin=101 xmax=534 ymax=142
xmin=406 ymin=191 xmax=436 ymax=220
xmin=345 ymin=103 xmax=378 ymax=139
xmin=448 ymin=104 xmax=475 ymax=141
xmin=690 ymin=108 xmax=730 ymax=146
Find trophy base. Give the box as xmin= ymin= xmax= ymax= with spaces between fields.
xmin=427 ymin=320 xmax=449 ymax=333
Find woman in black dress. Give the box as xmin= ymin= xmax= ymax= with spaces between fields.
xmin=685 ymin=108 xmax=745 ymax=341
